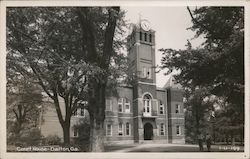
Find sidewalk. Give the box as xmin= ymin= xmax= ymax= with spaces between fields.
xmin=105 ymin=143 xmax=244 ymax=152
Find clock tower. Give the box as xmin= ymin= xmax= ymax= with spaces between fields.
xmin=127 ymin=20 xmax=156 ymax=86
xmin=127 ymin=20 xmax=159 ymax=142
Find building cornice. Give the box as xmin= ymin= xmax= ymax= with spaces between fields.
xmin=138 ymin=81 xmax=156 ymax=86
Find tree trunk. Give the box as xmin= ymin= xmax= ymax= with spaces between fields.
xmin=89 ymin=119 xmax=105 ymax=152
xmin=53 ymin=96 xmax=71 ymax=145
xmin=226 ymin=134 xmax=229 ymax=145
xmin=88 ymin=82 xmax=106 ymax=152
xmin=14 ymin=122 xmax=22 ymax=136
xmin=231 ymin=135 xmax=235 ymax=146
xmin=62 ymin=124 xmax=70 ymax=145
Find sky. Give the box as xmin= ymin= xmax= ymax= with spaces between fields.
xmin=122 ymin=6 xmax=204 ymax=87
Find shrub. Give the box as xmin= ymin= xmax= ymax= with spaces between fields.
xmin=44 ymin=135 xmax=61 ymax=145
xmin=19 ymin=128 xmax=42 ymax=146
xmin=73 ymin=119 xmax=90 ymax=151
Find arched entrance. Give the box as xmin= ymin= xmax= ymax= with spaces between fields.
xmin=144 ymin=123 xmax=153 ymax=140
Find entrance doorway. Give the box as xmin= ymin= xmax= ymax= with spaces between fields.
xmin=144 ymin=123 xmax=153 ymax=140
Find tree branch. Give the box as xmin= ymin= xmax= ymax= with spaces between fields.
xmin=31 ymin=65 xmax=54 ymax=99
xmin=76 ymin=8 xmax=98 ymax=63
xmin=101 ymin=7 xmax=120 ymax=69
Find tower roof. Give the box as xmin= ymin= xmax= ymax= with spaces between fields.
xmin=163 ymin=75 xmax=182 ymax=89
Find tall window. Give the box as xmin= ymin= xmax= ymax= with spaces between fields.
xmin=80 ymin=108 xmax=84 ymax=116
xmin=73 ymin=108 xmax=84 ymax=117
xmin=73 ymin=127 xmax=78 ymax=137
xmin=176 ymin=104 xmax=180 ymax=113
xmin=73 ymin=109 xmax=78 ymax=116
xmin=124 ymin=98 xmax=130 ymax=113
xmin=143 ymin=67 xmax=147 ymax=78
xmin=176 ymin=125 xmax=181 ymax=135
xmin=142 ymin=67 xmax=152 ymax=79
xmin=106 ymin=124 xmax=112 ymax=136
xmin=118 ymin=98 xmax=123 ymax=112
xmin=125 ymin=123 xmax=130 ymax=136
xmin=149 ymin=34 xmax=152 ymax=42
xmin=160 ymin=123 xmax=165 ymax=136
xmin=144 ymin=33 xmax=147 ymax=41
xmin=106 ymin=99 xmax=112 ymax=111
xmin=140 ymin=32 xmax=142 ymax=40
xmin=118 ymin=123 xmax=123 ymax=136
xmin=147 ymin=68 xmax=152 ymax=79
xmin=143 ymin=94 xmax=151 ymax=115
xmin=159 ymin=100 xmax=164 ymax=114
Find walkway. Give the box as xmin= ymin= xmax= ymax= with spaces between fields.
xmin=105 ymin=143 xmax=244 ymax=152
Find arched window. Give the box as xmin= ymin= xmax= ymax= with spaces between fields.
xmin=176 ymin=125 xmax=181 ymax=135
xmin=144 ymin=33 xmax=147 ymax=41
xmin=124 ymin=98 xmax=130 ymax=113
xmin=160 ymin=123 xmax=165 ymax=136
xmin=159 ymin=100 xmax=164 ymax=114
xmin=140 ymin=32 xmax=142 ymax=40
xmin=149 ymin=34 xmax=152 ymax=42
xmin=118 ymin=123 xmax=123 ymax=136
xmin=105 ymin=98 xmax=112 ymax=111
xmin=118 ymin=98 xmax=123 ymax=112
xmin=106 ymin=124 xmax=112 ymax=136
xmin=143 ymin=94 xmax=152 ymax=115
xmin=73 ymin=127 xmax=78 ymax=137
xmin=126 ymin=122 xmax=130 ymax=136
xmin=176 ymin=104 xmax=180 ymax=114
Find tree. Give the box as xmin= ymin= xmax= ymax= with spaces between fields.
xmin=7 ymin=7 xmax=126 ymax=150
xmin=184 ymin=88 xmax=215 ymax=145
xmin=7 ymin=7 xmax=90 ymax=145
xmin=160 ymin=7 xmax=244 ymax=144
xmin=7 ymin=77 xmax=43 ymax=138
xmin=213 ymin=100 xmax=244 ymax=145
xmin=75 ymin=7 xmax=125 ymax=151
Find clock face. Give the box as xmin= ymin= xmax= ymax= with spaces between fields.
xmin=141 ymin=20 xmax=150 ymax=31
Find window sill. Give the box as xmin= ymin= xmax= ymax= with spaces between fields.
xmin=72 ymin=116 xmax=85 ymax=118
xmin=118 ymin=112 xmax=132 ymax=114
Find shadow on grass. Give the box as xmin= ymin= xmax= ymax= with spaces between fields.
xmin=104 ymin=145 xmax=137 ymax=152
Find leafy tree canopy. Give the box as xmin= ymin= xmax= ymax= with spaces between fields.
xmin=160 ymin=7 xmax=244 ymax=107
xmin=160 ymin=7 xmax=244 ymax=145
xmin=7 ymin=7 xmax=127 ymax=147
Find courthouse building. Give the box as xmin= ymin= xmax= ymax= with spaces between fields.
xmin=40 ymin=21 xmax=185 ymax=144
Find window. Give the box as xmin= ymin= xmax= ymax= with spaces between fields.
xmin=140 ymin=32 xmax=142 ymax=40
xmin=124 ymin=98 xmax=130 ymax=113
xmin=142 ymin=67 xmax=152 ymax=79
xmin=73 ymin=109 xmax=78 ymax=116
xmin=144 ymin=33 xmax=147 ymax=41
xmin=176 ymin=125 xmax=181 ymax=135
xmin=143 ymin=94 xmax=151 ymax=114
xmin=80 ymin=108 xmax=84 ymax=116
xmin=143 ymin=67 xmax=147 ymax=78
xmin=118 ymin=98 xmax=123 ymax=112
xmin=106 ymin=99 xmax=112 ymax=111
xmin=159 ymin=100 xmax=164 ymax=114
xmin=176 ymin=104 xmax=180 ymax=113
xmin=106 ymin=124 xmax=112 ymax=136
xmin=73 ymin=108 xmax=84 ymax=117
xmin=125 ymin=123 xmax=130 ymax=136
xmin=160 ymin=123 xmax=165 ymax=136
xmin=73 ymin=127 xmax=78 ymax=137
xmin=147 ymin=68 xmax=152 ymax=79
xmin=149 ymin=34 xmax=152 ymax=42
xmin=118 ymin=123 xmax=123 ymax=136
